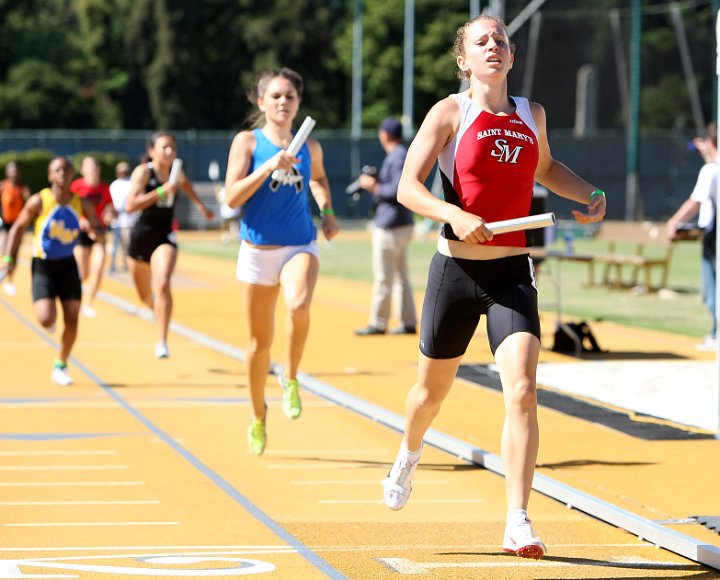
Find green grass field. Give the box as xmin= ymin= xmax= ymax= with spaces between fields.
xmin=182 ymin=222 xmax=710 ymax=340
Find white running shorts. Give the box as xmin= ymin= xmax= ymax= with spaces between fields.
xmin=236 ymin=241 xmax=319 ymax=286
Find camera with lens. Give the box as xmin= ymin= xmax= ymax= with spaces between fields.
xmin=345 ymin=165 xmax=378 ymax=206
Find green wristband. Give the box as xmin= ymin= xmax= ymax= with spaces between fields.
xmin=321 ymin=208 xmax=335 ymax=216
xmin=156 ymin=185 xmax=166 ymax=199
xmin=590 ymin=189 xmax=605 ymax=200
xmin=2 ymin=255 xmax=13 ymax=264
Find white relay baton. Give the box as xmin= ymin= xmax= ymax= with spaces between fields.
xmin=169 ymin=158 xmax=183 ymax=185
xmin=485 ymin=212 xmax=556 ymax=235
xmin=157 ymin=158 xmax=182 ymax=208
xmin=271 ymin=116 xmax=316 ymax=182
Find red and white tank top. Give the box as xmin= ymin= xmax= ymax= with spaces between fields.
xmin=437 ymin=93 xmax=539 ymax=247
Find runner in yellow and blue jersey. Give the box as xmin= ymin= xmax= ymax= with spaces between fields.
xmin=1 ymin=157 xmax=100 ymax=386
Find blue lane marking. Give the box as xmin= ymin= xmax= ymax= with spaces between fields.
xmin=0 ymin=296 xmax=348 ymax=580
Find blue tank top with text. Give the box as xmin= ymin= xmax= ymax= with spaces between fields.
xmin=239 ymin=128 xmax=316 ymax=246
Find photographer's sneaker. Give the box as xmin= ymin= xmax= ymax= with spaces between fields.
xmin=502 ymin=515 xmax=546 ymax=559
xmin=381 ymin=449 xmax=421 ymax=511
xmin=278 ymin=376 xmax=302 ymax=419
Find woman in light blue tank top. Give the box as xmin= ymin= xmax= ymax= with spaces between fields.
xmin=224 ymin=67 xmax=340 ymax=455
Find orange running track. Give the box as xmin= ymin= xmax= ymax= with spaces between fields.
xmin=0 ymin=231 xmax=717 ymax=579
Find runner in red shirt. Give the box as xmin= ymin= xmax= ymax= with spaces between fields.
xmin=0 ymin=161 xmax=31 ymax=296
xmin=380 ymin=14 xmax=606 ymax=560
xmin=70 ymin=156 xmax=115 ymax=317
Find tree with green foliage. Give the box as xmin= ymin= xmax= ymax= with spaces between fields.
xmin=0 ymin=0 xmax=715 ymax=133
xmin=122 ymin=0 xmax=346 ymax=130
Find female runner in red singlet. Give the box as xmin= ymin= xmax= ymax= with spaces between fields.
xmin=380 ymin=14 xmax=606 ymax=560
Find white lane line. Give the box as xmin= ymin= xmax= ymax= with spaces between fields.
xmin=0 ymin=545 xmax=295 ymax=552
xmin=291 ymin=479 xmax=449 ymax=485
xmin=319 ymin=499 xmax=484 ymax=504
xmin=0 ymin=465 xmax=127 ymax=471
xmin=0 ymin=550 xmax=294 ymax=565
xmin=378 ymin=556 xmax=691 ymax=573
xmin=265 ymin=449 xmax=386 ymax=455
xmin=0 ymin=542 xmax=652 ymax=553
xmin=313 ymin=543 xmax=652 ymax=550
xmin=0 ymin=451 xmax=116 ymax=456
xmin=0 ymin=403 xmax=119 ymax=408
xmin=5 ymin=522 xmax=179 ymax=527
xmin=265 ymin=464 xmax=371 ymax=469
xmin=0 ymin=481 xmax=144 ymax=487
xmin=0 ymin=500 xmax=159 ymax=506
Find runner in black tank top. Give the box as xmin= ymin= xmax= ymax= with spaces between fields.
xmin=126 ymin=132 xmax=214 ymax=359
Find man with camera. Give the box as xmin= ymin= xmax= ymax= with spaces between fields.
xmin=355 ymin=117 xmax=417 ymax=336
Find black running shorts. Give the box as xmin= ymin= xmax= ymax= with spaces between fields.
xmin=419 ymin=252 xmax=541 ymax=358
xmin=128 ymin=225 xmax=177 ymax=263
xmin=31 ymin=256 xmax=82 ymax=302
xmin=77 ymin=230 xmax=102 ymax=247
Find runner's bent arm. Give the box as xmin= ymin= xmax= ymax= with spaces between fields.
xmin=398 ymin=97 xmax=493 ymax=244
xmin=178 ymin=172 xmax=214 ymax=220
xmin=532 ymin=103 xmax=605 ymax=224
xmin=224 ymin=131 xmax=298 ymax=210
xmin=125 ymin=164 xmax=176 ymax=213
xmin=307 ymin=139 xmax=339 ymax=241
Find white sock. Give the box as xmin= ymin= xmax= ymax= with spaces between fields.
xmin=507 ymin=508 xmax=529 ymax=524
xmin=399 ymin=441 xmax=423 ymax=462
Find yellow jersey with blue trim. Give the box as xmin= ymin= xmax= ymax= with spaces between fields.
xmin=33 ymin=188 xmax=83 ymax=260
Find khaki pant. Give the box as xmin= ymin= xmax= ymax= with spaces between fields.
xmin=368 ymin=224 xmax=417 ymax=330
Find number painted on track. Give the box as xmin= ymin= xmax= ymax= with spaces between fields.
xmin=0 ymin=555 xmax=275 ymax=577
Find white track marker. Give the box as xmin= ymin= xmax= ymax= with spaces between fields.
xmin=0 ymin=465 xmax=127 ymax=471
xmin=271 ymin=116 xmax=316 ymax=181
xmin=5 ymin=522 xmax=179 ymax=527
xmin=0 ymin=450 xmax=116 ymax=456
xmin=292 ymin=479 xmax=448 ymax=485
xmin=0 ymin=500 xmax=159 ymax=506
xmin=319 ymin=499 xmax=484 ymax=504
xmin=0 ymin=481 xmax=143 ymax=487
xmin=485 ymin=212 xmax=556 ymax=235
xmin=265 ymin=449 xmax=385 ymax=455
xmin=378 ymin=556 xmax=689 ymax=574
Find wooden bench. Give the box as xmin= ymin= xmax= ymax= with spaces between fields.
xmin=584 ymin=220 xmax=674 ymax=291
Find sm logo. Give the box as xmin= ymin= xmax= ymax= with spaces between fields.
xmin=490 ymin=139 xmax=523 ymax=164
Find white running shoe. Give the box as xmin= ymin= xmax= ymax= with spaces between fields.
xmin=3 ymin=282 xmax=16 ymax=296
xmin=502 ymin=516 xmax=547 ymax=559
xmin=278 ymin=375 xmax=302 ymax=419
xmin=381 ymin=452 xmax=420 ymax=511
xmin=155 ymin=341 xmax=170 ymax=359
xmin=51 ymin=366 xmax=73 ymax=386
xmin=82 ymin=306 xmax=97 ymax=318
